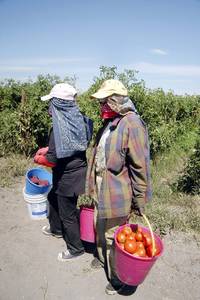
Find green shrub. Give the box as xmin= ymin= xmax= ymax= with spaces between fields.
xmin=129 ymin=86 xmax=199 ymax=158
xmin=0 ymin=74 xmax=76 ymax=156
xmin=0 ymin=67 xmax=199 ymax=158
xmin=176 ymin=135 xmax=200 ymax=194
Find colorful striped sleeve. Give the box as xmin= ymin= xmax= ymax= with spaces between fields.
xmin=126 ymin=122 xmax=150 ymax=209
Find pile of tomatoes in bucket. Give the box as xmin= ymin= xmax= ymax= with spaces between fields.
xmin=116 ymin=225 xmax=160 ymax=258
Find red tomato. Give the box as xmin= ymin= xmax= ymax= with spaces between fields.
xmin=136 ymin=241 xmax=145 ymax=251
xmin=146 ymin=244 xmax=160 ymax=257
xmin=143 ymin=234 xmax=152 ymax=247
xmin=134 ymin=248 xmax=146 ymax=257
xmin=137 ymin=226 xmax=143 ymax=233
xmin=117 ymin=232 xmax=126 ymax=244
xmin=119 ymin=243 xmax=125 ymax=250
xmin=127 ymin=232 xmax=136 ymax=241
xmin=124 ymin=239 xmax=137 ymax=254
xmin=121 ymin=226 xmax=132 ymax=236
xmin=135 ymin=232 xmax=143 ymax=242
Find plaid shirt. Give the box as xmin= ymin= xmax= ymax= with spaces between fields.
xmin=85 ymin=112 xmax=152 ymax=219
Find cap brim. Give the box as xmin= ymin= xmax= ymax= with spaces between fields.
xmin=41 ymin=95 xmax=52 ymax=101
xmin=91 ymin=90 xmax=112 ymax=99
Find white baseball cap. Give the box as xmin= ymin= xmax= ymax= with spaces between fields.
xmin=41 ymin=83 xmax=77 ymax=101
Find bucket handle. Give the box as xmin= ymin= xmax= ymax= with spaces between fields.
xmin=142 ymin=213 xmax=156 ymax=257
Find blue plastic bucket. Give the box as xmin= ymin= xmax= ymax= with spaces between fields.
xmin=25 ymin=168 xmax=52 ymax=195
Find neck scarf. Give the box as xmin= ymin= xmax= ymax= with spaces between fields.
xmin=107 ymin=95 xmax=138 ymax=115
xmin=51 ymin=98 xmax=88 ymax=158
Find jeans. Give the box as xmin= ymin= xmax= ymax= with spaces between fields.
xmin=47 ymin=189 xmax=84 ymax=255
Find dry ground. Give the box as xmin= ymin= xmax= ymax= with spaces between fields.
xmin=0 ymin=178 xmax=200 ymax=300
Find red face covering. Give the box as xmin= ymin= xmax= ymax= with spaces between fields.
xmin=100 ymin=103 xmax=118 ymax=119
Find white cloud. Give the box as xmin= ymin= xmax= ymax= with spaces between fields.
xmin=150 ymin=48 xmax=168 ymax=55
xmin=26 ymin=57 xmax=93 ymax=65
xmin=133 ymin=62 xmax=200 ymax=76
xmin=0 ymin=57 xmax=95 ymax=73
xmin=0 ymin=66 xmax=39 ymax=72
xmin=0 ymin=57 xmax=93 ymax=66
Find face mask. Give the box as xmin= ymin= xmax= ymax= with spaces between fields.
xmin=100 ymin=102 xmax=118 ymax=119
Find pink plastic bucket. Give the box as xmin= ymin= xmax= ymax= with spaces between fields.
xmin=114 ymin=224 xmax=164 ymax=286
xmin=80 ymin=206 xmax=95 ymax=243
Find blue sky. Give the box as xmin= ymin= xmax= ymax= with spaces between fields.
xmin=0 ymin=0 xmax=200 ymax=94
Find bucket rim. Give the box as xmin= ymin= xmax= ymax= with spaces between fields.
xmin=23 ymin=187 xmax=51 ymax=199
xmin=80 ymin=205 xmax=95 ymax=211
xmin=114 ymin=223 xmax=164 ymax=260
xmin=26 ymin=167 xmax=52 ymax=175
xmin=26 ymin=167 xmax=52 ymax=186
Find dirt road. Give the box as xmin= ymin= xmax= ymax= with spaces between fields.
xmin=0 ymin=178 xmax=200 ymax=300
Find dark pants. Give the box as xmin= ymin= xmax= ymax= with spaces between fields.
xmin=47 ymin=189 xmax=84 ymax=255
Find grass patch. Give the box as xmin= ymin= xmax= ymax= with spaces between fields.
xmin=0 ymin=154 xmax=34 ymax=188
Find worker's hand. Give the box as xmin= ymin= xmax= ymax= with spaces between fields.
xmin=129 ymin=202 xmax=145 ymax=218
xmin=35 ymin=147 xmax=49 ymax=156
xmin=34 ymin=154 xmax=56 ymax=168
xmin=133 ymin=206 xmax=144 ymax=217
xmin=34 ymin=154 xmax=45 ymax=164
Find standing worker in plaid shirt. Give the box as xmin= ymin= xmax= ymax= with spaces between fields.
xmin=85 ymin=79 xmax=152 ymax=295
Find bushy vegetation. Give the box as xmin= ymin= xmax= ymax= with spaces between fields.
xmin=129 ymin=85 xmax=199 ymax=158
xmin=0 ymin=75 xmax=76 ymax=156
xmin=176 ymin=133 xmax=200 ymax=195
xmin=0 ymin=66 xmax=199 ymax=159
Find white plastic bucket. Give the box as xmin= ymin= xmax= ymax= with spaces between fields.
xmin=23 ymin=187 xmax=50 ymax=220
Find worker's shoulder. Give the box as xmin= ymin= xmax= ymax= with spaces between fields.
xmin=120 ymin=112 xmax=143 ymax=128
